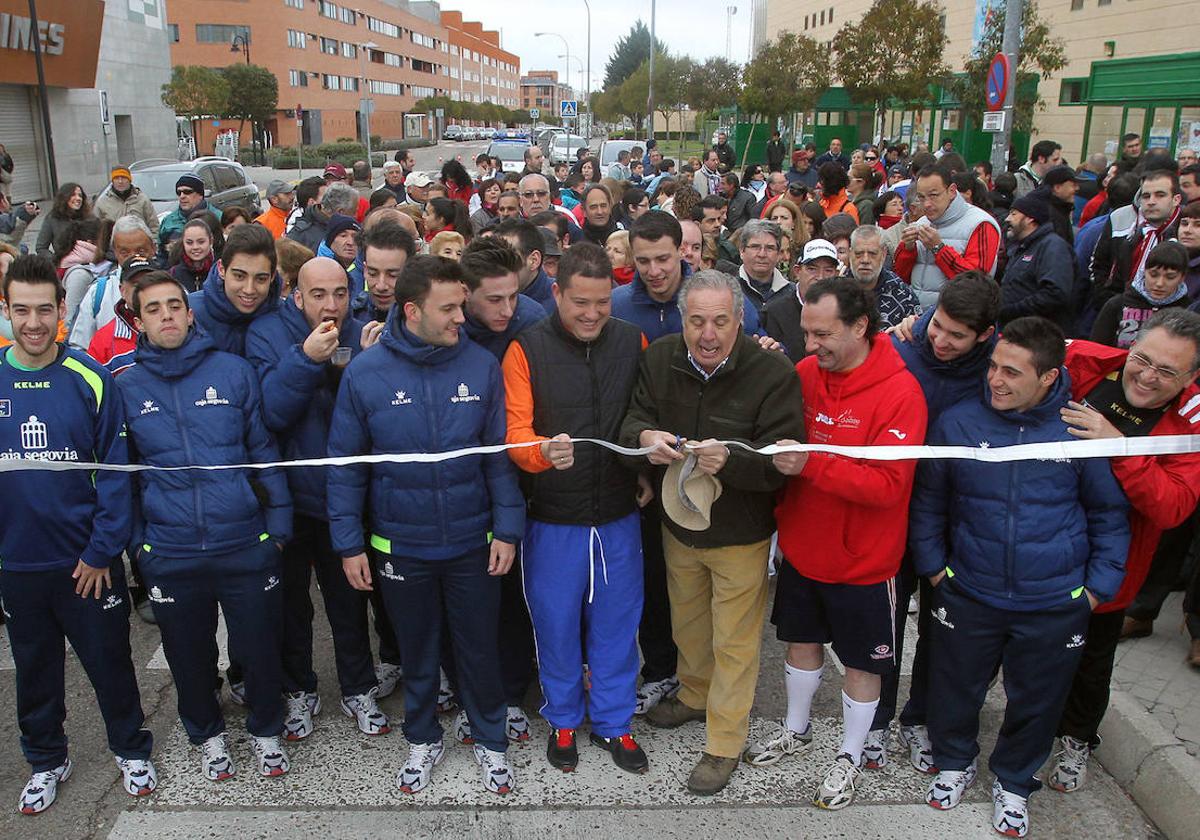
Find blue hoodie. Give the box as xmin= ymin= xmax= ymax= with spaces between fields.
xmin=523 ymin=267 xmax=557 ymax=315
xmin=611 ymin=260 xmax=763 ymax=343
xmin=118 ymin=329 xmax=292 ymax=562
xmin=892 ymin=307 xmax=996 ymax=424
xmin=462 ymin=293 xmax=546 ymax=360
xmin=326 ymin=306 xmax=525 ymax=560
xmin=189 ymin=263 xmax=281 ymax=356
xmin=909 ymin=369 xmax=1130 ymax=610
xmin=246 ymin=298 xmax=367 ymax=520
xmin=0 ymin=346 xmax=131 ymax=571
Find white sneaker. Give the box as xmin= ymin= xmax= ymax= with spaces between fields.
xmin=473 ymin=744 xmax=514 ymax=795
xmin=306 ymin=691 xmax=322 ymax=717
xmin=18 ymin=759 xmax=71 ymax=815
xmin=283 ymin=691 xmax=315 ymax=741
xmin=926 ymin=761 xmax=977 ymax=810
xmin=251 ymin=735 xmax=290 ymax=777
xmin=992 ymin=780 xmax=1029 ymax=837
xmin=1047 ymin=735 xmax=1090 ymax=793
xmin=742 ymin=720 xmax=813 ymax=767
xmin=201 ymin=735 xmax=235 ymax=782
xmin=375 ymin=662 xmax=403 ymax=700
xmin=436 ymin=669 xmax=456 ymax=712
xmin=635 ymin=675 xmax=680 ymax=715
xmin=898 ymin=724 xmax=937 ymax=774
xmin=341 ymin=690 xmax=391 ymax=736
xmin=227 ymin=678 xmax=246 ymax=706
xmin=453 ymin=709 xmax=474 ymax=745
xmin=115 ymin=757 xmax=157 ymax=797
xmin=506 ymin=706 xmax=531 ymax=742
xmin=396 ymin=741 xmax=445 ymax=794
xmin=813 ymin=753 xmax=861 ymax=810
xmin=862 ymin=728 xmax=890 ymax=770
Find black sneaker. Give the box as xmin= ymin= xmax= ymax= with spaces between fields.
xmin=590 ymin=732 xmax=649 ymax=774
xmin=547 ymin=727 xmax=578 ymax=772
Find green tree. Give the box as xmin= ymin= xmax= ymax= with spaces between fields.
xmin=221 ymin=63 xmax=278 ymax=162
xmin=740 ymin=32 xmax=830 ymax=123
xmin=654 ymin=55 xmax=694 ymax=143
xmin=948 ymin=1 xmax=1067 ymax=133
xmin=684 ymin=56 xmax=743 ymax=116
xmin=161 ymin=65 xmax=229 ymax=144
xmin=833 ymin=0 xmax=948 ymax=139
xmin=618 ymin=61 xmax=651 ymax=131
xmin=603 ymin=20 xmax=664 ymax=90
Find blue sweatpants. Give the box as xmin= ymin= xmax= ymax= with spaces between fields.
xmin=522 ymin=512 xmax=643 ymax=738
xmin=140 ymin=540 xmax=285 ymax=744
xmin=0 ymin=565 xmax=153 ymax=772
xmin=928 ymin=579 xmax=1092 ymax=797
xmin=374 ymin=546 xmax=508 ymax=753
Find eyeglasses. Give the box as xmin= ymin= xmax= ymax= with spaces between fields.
xmin=176 ymin=188 xmax=196 ymax=196
xmin=744 ymin=243 xmax=779 ymax=254
xmin=865 ymin=155 xmax=878 ymax=161
xmin=520 ymin=190 xmax=550 ymax=199
xmin=1127 ymin=351 xmax=1194 ymax=382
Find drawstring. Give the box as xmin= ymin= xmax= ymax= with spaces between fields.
xmin=587 ymin=526 xmax=609 ymax=604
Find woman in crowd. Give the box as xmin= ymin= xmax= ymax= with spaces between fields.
xmin=798 ymin=202 xmax=827 ymax=243
xmin=221 ymin=206 xmax=253 ymax=236
xmin=59 ymin=218 xmax=114 ymax=328
xmin=35 ymin=182 xmax=92 ymax=259
xmin=605 ymin=230 xmax=635 ymax=285
xmin=422 ymin=197 xmax=472 ymax=245
xmin=470 ymin=178 xmax=503 ymax=232
xmin=441 ymin=160 xmax=475 ymax=206
xmin=168 ymin=218 xmax=217 ymax=292
xmin=848 ymin=162 xmax=880 ymax=224
xmin=369 ymin=189 xmax=398 ymax=212
xmin=430 ymin=231 xmax=465 ymax=261
xmin=274 ymin=237 xmax=313 ymax=297
xmin=872 ymin=191 xmax=905 ymax=230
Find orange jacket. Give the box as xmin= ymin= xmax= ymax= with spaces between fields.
xmin=819 ymin=189 xmax=858 ymax=222
xmin=255 ymin=205 xmax=288 ymax=239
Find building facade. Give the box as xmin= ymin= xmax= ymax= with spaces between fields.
xmin=520 ymin=70 xmax=573 ymax=116
xmin=762 ymin=0 xmax=1200 ymax=165
xmin=0 ymin=0 xmax=176 ymax=201
xmin=167 ymin=0 xmax=518 ymax=153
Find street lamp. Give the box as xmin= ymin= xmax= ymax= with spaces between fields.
xmin=534 ymin=32 xmax=570 ymax=127
xmin=557 ymin=54 xmax=584 ymax=105
xmin=360 ymin=41 xmax=378 ymax=177
xmin=230 ymin=30 xmax=255 ymax=162
xmin=581 ymin=0 xmax=591 ymax=139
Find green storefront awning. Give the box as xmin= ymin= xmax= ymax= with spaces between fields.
xmin=1086 ymin=52 xmax=1200 ymax=104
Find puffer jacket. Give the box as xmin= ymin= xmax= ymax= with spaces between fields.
xmin=158 ymin=200 xmax=219 ymax=259
xmin=909 ymin=370 xmax=1131 ymax=610
xmin=93 ymin=185 xmax=159 ymax=234
xmin=118 ymin=328 xmax=292 ymax=560
xmin=326 ymin=305 xmax=525 ymax=560
xmin=189 ymin=263 xmax=281 ymax=355
xmin=245 ymin=298 xmax=367 ymax=520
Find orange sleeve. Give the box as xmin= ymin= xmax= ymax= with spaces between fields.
xmin=501 ymin=341 xmax=553 ymax=473
xmin=845 ymin=201 xmax=859 ymax=223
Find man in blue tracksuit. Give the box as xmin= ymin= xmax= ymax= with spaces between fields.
xmin=492 ymin=218 xmax=557 ymax=314
xmin=189 ymin=223 xmax=281 ymax=356
xmin=0 ymin=255 xmax=155 ymax=814
xmin=328 ymin=255 xmax=524 ymax=796
xmin=502 ymin=242 xmax=648 ymax=774
xmin=865 ymin=271 xmax=1000 ymax=773
xmin=909 ymin=316 xmax=1130 ymax=838
xmin=246 ymin=255 xmax=391 ymax=744
xmin=118 ymin=269 xmax=294 ymax=783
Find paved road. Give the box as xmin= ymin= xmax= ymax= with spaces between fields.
xmin=0 ymin=572 xmax=1159 ymax=839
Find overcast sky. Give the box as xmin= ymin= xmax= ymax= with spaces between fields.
xmin=443 ymin=0 xmax=754 ymax=94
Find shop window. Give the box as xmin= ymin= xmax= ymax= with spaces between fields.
xmin=1059 ymin=78 xmax=1088 ymax=106
xmin=1070 ymin=0 xmax=1083 ymax=10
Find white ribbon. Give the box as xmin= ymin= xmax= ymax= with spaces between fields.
xmin=1 ymin=434 xmax=1198 ymax=474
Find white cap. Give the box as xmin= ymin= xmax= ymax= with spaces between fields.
xmin=800 ymin=239 xmax=838 ymax=264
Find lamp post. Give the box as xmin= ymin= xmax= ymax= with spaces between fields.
xmin=27 ymin=0 xmax=57 ymax=193
xmin=360 ymin=41 xmax=378 ymax=179
xmin=581 ymin=0 xmax=591 ymax=140
xmin=557 ymin=54 xmax=585 ymax=109
xmin=535 ymin=32 xmax=570 ymax=128
xmin=230 ymin=30 xmax=256 ymax=163
xmin=647 ymin=0 xmax=656 ymax=140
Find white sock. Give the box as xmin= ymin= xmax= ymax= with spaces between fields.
xmin=784 ymin=663 xmax=823 ymax=735
xmin=840 ymin=691 xmax=880 ymax=765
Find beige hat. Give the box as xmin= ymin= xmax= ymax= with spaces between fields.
xmin=661 ymin=454 xmax=723 ymax=531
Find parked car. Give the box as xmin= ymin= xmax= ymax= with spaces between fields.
xmin=132 ymin=157 xmax=262 ymax=220
xmin=598 ymin=139 xmax=639 ymax=169
xmin=550 ymin=133 xmax=589 ymax=165
xmin=444 ymin=125 xmax=464 ymax=141
xmin=487 ymin=139 xmax=532 ymax=174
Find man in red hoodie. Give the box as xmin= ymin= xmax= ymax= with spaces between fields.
xmin=741 ymin=277 xmax=927 ymax=811
xmin=1046 ymin=308 xmax=1200 ymax=793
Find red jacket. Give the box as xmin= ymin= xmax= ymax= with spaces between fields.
xmin=86 ymin=300 xmax=139 ymax=375
xmin=778 ymin=334 xmax=929 ymax=585
xmin=1066 ymin=340 xmax=1200 ymax=612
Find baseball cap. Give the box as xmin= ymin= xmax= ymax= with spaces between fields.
xmin=323 ymin=162 xmax=348 ymax=180
xmin=800 ymin=239 xmax=839 ymax=265
xmin=265 ymin=179 xmax=294 ymax=198
xmin=538 ymin=227 xmax=563 ymax=257
xmin=1042 ymin=165 xmax=1088 ymax=186
xmin=406 ymin=171 xmax=434 ymax=188
xmin=888 ymin=162 xmax=910 ymax=178
xmin=119 ymin=257 xmax=156 ymax=285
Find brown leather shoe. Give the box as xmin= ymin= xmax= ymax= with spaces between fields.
xmin=687 ymin=752 xmax=738 ymax=795
xmin=1187 ymin=638 xmax=1200 ymax=669
xmin=645 ymin=696 xmax=706 ymax=729
xmin=1119 ymin=616 xmax=1154 ymax=641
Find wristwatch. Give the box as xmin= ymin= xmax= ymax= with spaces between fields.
xmin=930 ymin=243 xmax=944 ymax=255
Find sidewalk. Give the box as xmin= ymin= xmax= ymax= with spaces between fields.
xmin=1095 ymin=591 xmax=1200 ymax=839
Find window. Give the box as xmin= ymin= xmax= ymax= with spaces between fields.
xmin=370 ymin=79 xmax=402 ymax=96
xmin=1070 ymin=0 xmax=1084 ymax=8
xmin=318 ymin=1 xmax=337 ymax=19
xmin=411 ymin=31 xmax=435 ymax=49
xmin=285 ymin=0 xmax=304 ymax=8
xmin=340 ymin=7 xmax=356 ymax=24
xmin=804 ymin=15 xmax=809 ymax=30
xmin=1059 ymin=78 xmax=1088 ymax=105
xmin=289 ymin=69 xmax=309 ymax=87
xmin=829 ymin=7 xmax=834 ymax=22
xmin=323 ymin=74 xmax=341 ymax=90
xmin=450 ymin=45 xmax=458 ymax=56
xmin=168 ymin=23 xmax=179 ymax=42
xmin=1098 ymin=0 xmax=1111 ymax=5
xmin=342 ymin=42 xmax=357 ymax=58
xmin=368 ymin=17 xmax=399 ymax=38
xmin=412 ymin=58 xmax=435 ymax=74
xmin=196 ymin=24 xmax=248 ymax=44
xmin=319 ymin=36 xmax=338 ymax=55
xmin=214 ymin=165 xmax=244 ymax=192
xmin=372 ymin=51 xmax=402 ymax=67
xmin=287 ymin=29 xmax=306 ymax=48
xmin=411 ymin=85 xmax=435 ymax=98
xmin=450 ymin=66 xmax=459 ymax=79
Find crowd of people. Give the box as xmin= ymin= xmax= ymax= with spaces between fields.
xmin=2 ymin=128 xmax=1200 ymax=840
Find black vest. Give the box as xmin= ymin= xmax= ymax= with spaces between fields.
xmin=516 ymin=313 xmax=642 ymax=525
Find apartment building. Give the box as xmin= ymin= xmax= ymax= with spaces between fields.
xmin=168 ymin=0 xmax=518 ymax=151
xmin=520 ymin=70 xmax=573 ymax=115
xmin=762 ymin=0 xmax=1200 ymax=165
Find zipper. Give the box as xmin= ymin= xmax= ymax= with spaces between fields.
xmin=587 ymin=341 xmax=600 ymax=520
xmin=1003 ymin=425 xmax=1024 ymax=599
xmin=170 ymin=380 xmax=207 ymax=552
xmin=423 ymin=366 xmax=446 ymax=544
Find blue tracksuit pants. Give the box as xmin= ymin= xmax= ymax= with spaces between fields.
xmin=0 ymin=565 xmax=153 ymax=772
xmin=928 ymin=579 xmax=1092 ymax=797
xmin=140 ymin=540 xmax=285 ymax=743
xmin=522 ymin=512 xmax=643 ymax=738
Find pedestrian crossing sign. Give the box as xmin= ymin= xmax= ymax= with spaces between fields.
xmin=560 ymin=100 xmax=578 ymax=119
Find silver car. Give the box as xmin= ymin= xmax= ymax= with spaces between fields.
xmin=132 ymin=157 xmax=262 ymax=220
xmin=550 ymin=134 xmax=589 ymax=165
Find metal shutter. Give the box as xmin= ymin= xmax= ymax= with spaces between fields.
xmin=0 ymin=85 xmax=46 ymax=200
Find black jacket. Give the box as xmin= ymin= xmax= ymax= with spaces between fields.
xmin=515 ymin=314 xmax=643 ymax=525
xmin=999 ymin=223 xmax=1075 ymax=331
xmin=765 ymin=139 xmax=786 ymax=172
xmin=725 ymin=188 xmax=757 ymax=232
xmin=287 ymin=206 xmax=330 ymax=253
xmin=714 ymin=142 xmax=735 ymax=171
xmin=761 ymin=289 xmax=806 ymax=364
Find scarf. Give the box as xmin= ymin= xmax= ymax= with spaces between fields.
xmin=112 ymin=185 xmax=133 ymax=201
xmin=701 ymin=164 xmax=720 ymax=196
xmin=1132 ymin=273 xmax=1189 ymax=306
xmin=878 ymin=214 xmax=902 ymax=230
xmin=184 ymin=251 xmax=214 ymax=279
xmin=1130 ymin=205 xmax=1182 ymax=286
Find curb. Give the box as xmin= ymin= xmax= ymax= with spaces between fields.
xmin=1095 ymin=688 xmax=1200 ymax=839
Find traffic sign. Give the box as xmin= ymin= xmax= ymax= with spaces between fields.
xmin=560 ymin=100 xmax=578 ymax=119
xmin=530 ymin=108 xmax=540 ymax=120
xmin=986 ymin=53 xmax=1010 ymax=112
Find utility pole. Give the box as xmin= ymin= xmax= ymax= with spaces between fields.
xmin=647 ymin=0 xmax=656 ymax=140
xmin=989 ymin=0 xmax=1023 ymax=175
xmin=582 ymin=0 xmax=591 ymax=140
xmin=28 ymin=0 xmax=58 ymax=193
xmin=726 ymin=6 xmax=737 ymax=62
